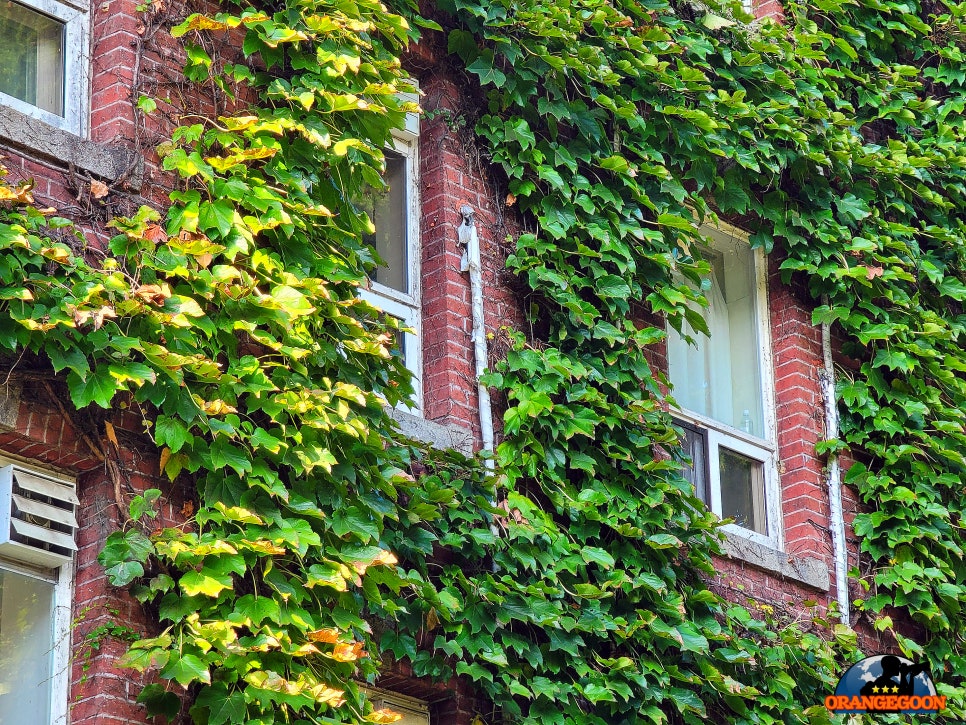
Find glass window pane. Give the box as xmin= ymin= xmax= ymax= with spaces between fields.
xmin=362 ymin=151 xmax=408 ymax=294
xmin=0 ymin=568 xmax=54 ymax=723
xmin=667 ymin=238 xmax=764 ymax=435
xmin=719 ymin=447 xmax=766 ymax=534
xmin=678 ymin=422 xmax=708 ymax=504
xmin=0 ymin=1 xmax=65 ymax=116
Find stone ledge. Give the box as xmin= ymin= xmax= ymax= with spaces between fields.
xmin=0 ymin=105 xmax=137 ymax=183
xmin=722 ymin=532 xmax=830 ymax=591
xmin=389 ymin=409 xmax=475 ymax=455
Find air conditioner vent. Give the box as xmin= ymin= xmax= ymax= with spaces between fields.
xmin=0 ymin=465 xmax=78 ymax=568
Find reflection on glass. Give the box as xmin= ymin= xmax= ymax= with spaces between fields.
xmin=0 ymin=567 xmax=55 ymax=723
xmin=667 ymin=237 xmax=764 ymax=435
xmin=359 ymin=151 xmax=408 ymax=293
xmin=719 ymin=447 xmax=766 ymax=534
xmin=678 ymin=421 xmax=708 ymax=503
xmin=0 ymin=1 xmax=65 ymax=116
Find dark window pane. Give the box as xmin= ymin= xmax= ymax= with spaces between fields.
xmin=361 ymin=150 xmax=408 ymax=293
xmin=677 ymin=420 xmax=709 ymax=504
xmin=719 ymin=447 xmax=766 ymax=534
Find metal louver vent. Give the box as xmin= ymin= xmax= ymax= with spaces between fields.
xmin=364 ymin=689 xmax=430 ymax=725
xmin=0 ymin=464 xmax=78 ymax=568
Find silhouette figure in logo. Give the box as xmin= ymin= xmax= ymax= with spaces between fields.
xmin=860 ymin=655 xmax=928 ymax=700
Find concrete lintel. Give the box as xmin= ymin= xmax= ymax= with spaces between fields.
xmin=0 ymin=106 xmax=136 ymax=183
xmin=389 ymin=409 xmax=474 ymax=455
xmin=722 ymin=532 xmax=831 ymax=591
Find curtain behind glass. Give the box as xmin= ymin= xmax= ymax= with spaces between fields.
xmin=667 ymin=242 xmax=763 ymax=435
xmin=0 ymin=568 xmax=54 ymax=724
xmin=0 ymin=1 xmax=65 ymax=116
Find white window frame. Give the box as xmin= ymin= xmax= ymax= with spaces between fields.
xmin=359 ymin=123 xmax=422 ymax=413
xmin=0 ymin=0 xmax=90 ymax=136
xmin=670 ymin=222 xmax=781 ymax=550
xmin=0 ymin=457 xmax=76 ymax=725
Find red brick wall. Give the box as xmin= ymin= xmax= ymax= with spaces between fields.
xmin=417 ymin=71 xmax=523 ymax=438
xmin=710 ymin=259 xmax=845 ymax=606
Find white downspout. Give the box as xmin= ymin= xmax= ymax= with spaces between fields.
xmin=458 ymin=206 xmax=500 ymax=546
xmin=820 ymin=296 xmax=850 ymax=626
xmin=459 ymin=205 xmax=495 ymax=464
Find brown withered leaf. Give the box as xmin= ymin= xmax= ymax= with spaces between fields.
xmin=143 ymin=224 xmax=167 ymax=243
xmin=159 ymin=447 xmax=171 ymax=475
xmin=92 ymin=306 xmax=117 ymax=330
xmin=196 ymin=253 xmax=213 ymax=268
xmin=180 ymin=500 xmax=195 ymax=517
xmin=104 ymin=421 xmax=119 ymax=449
xmin=90 ymin=179 xmax=109 ymax=199
xmin=866 ymin=265 xmax=884 ymax=280
xmin=134 ymin=283 xmax=172 ymax=305
xmin=505 ymin=193 xmax=516 ymax=206
xmin=74 ymin=305 xmax=118 ymax=330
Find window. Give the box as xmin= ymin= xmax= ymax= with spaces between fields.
xmin=358 ymin=127 xmax=421 ymax=411
xmin=364 ymin=688 xmax=430 ymax=725
xmin=0 ymin=464 xmax=77 ymax=725
xmin=667 ymin=224 xmax=779 ymax=548
xmin=0 ymin=0 xmax=89 ymax=134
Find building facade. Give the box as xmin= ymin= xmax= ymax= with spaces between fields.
xmin=0 ymin=0 xmax=896 ymax=722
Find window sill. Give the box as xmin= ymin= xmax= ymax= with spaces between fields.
xmin=721 ymin=531 xmax=830 ymax=591
xmin=0 ymin=105 xmax=136 ymax=183
xmin=388 ymin=409 xmax=474 ymax=455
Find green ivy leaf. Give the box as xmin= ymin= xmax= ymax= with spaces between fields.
xmin=162 ymin=653 xmax=211 ymax=687
xmin=67 ymin=367 xmax=117 ymax=408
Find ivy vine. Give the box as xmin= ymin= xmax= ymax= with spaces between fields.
xmin=3 ymin=0 xmax=966 ymax=721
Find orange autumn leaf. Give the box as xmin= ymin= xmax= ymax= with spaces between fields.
xmin=330 ymin=641 xmax=366 ymax=662
xmin=366 ymin=708 xmax=403 ymax=724
xmin=0 ymin=181 xmax=34 ymax=204
xmin=307 ymin=628 xmax=341 ymax=644
xmin=143 ymin=224 xmax=167 ymax=243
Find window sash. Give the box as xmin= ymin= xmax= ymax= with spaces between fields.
xmin=669 ymin=225 xmax=779 ymax=548
xmin=706 ymin=428 xmax=778 ymax=546
xmin=0 ymin=0 xmax=88 ymax=135
xmin=359 ymin=131 xmax=421 ymax=412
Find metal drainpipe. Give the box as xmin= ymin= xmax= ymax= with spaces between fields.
xmin=458 ymin=206 xmax=500 ymax=547
xmin=820 ymin=295 xmax=850 ymax=625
